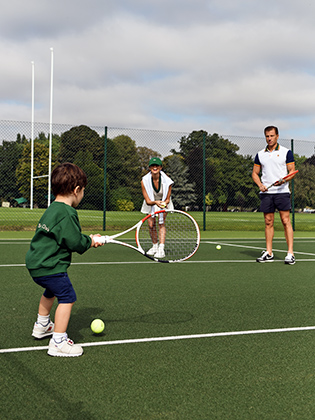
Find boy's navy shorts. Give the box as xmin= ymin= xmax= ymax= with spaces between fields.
xmin=260 ymin=193 xmax=291 ymax=213
xmin=33 ymin=272 xmax=77 ymax=304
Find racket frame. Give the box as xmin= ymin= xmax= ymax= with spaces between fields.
xmin=95 ymin=209 xmax=200 ymax=263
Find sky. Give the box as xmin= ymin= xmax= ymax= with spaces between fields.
xmin=2 ymin=0 xmax=315 ymax=142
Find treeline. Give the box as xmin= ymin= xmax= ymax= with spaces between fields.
xmin=0 ymin=125 xmax=314 ymax=211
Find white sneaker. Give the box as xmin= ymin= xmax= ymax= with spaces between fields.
xmin=285 ymin=253 xmax=296 ymax=265
xmin=154 ymin=246 xmax=165 ymax=259
xmin=48 ymin=337 xmax=83 ymax=357
xmin=256 ymin=251 xmax=274 ymax=263
xmin=32 ymin=320 xmax=54 ymax=339
xmin=147 ymin=244 xmax=158 ymax=255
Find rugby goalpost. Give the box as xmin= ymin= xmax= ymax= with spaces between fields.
xmin=30 ymin=48 xmax=54 ymax=210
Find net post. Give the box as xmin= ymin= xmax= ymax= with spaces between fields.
xmin=291 ymin=138 xmax=295 ymax=231
xmin=103 ymin=126 xmax=108 ymax=231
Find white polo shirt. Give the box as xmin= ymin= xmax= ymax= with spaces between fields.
xmin=254 ymin=144 xmax=294 ymax=194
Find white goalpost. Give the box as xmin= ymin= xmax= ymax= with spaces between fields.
xmin=30 ymin=48 xmax=54 ymax=209
xmin=48 ymin=47 xmax=54 ymax=207
xmin=30 ymin=61 xmax=35 ymax=210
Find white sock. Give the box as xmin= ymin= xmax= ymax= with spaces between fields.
xmin=159 ymin=243 xmax=165 ymax=249
xmin=53 ymin=332 xmax=68 ymax=343
xmin=37 ymin=314 xmax=50 ymax=326
xmin=152 ymin=243 xmax=158 ymax=250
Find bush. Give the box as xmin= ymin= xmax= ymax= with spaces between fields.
xmin=116 ymin=199 xmax=135 ymax=211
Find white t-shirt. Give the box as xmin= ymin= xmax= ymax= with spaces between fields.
xmin=254 ymin=144 xmax=294 ymax=194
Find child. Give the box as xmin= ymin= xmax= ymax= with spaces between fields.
xmin=26 ymin=162 xmax=103 ymax=357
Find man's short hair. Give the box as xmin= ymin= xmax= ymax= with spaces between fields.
xmin=51 ymin=163 xmax=87 ymax=196
xmin=264 ymin=125 xmax=279 ymax=135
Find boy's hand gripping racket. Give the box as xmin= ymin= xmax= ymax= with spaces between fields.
xmin=266 ymin=169 xmax=299 ymax=190
xmin=93 ymin=209 xmax=200 ymax=263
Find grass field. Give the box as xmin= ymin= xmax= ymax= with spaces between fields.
xmin=1 ymin=228 xmax=315 ymax=419
xmin=1 ymin=207 xmax=315 ymax=232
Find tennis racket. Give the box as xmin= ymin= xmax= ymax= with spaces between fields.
xmin=93 ymin=209 xmax=200 ymax=263
xmin=266 ymin=169 xmax=299 ymax=190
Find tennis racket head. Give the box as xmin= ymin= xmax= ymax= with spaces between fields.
xmin=136 ymin=209 xmax=200 ymax=263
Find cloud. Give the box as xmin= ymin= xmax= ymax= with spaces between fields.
xmin=1 ymin=0 xmax=315 ymax=144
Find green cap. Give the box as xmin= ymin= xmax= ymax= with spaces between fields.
xmin=149 ymin=157 xmax=162 ymax=167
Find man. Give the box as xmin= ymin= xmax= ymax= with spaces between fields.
xmin=252 ymin=126 xmax=296 ymax=264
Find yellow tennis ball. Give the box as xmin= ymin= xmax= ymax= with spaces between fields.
xmin=91 ymin=319 xmax=105 ymax=334
xmin=160 ymin=202 xmax=166 ymax=208
xmin=216 ymin=245 xmax=221 ymax=250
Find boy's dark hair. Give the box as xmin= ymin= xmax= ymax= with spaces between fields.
xmin=51 ymin=163 xmax=88 ymax=196
xmin=264 ymin=125 xmax=279 ymax=135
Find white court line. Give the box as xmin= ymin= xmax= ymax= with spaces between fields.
xmin=1 ymin=325 xmax=315 ymax=354
xmin=0 ymin=264 xmax=26 ymax=267
xmin=206 ymin=241 xmax=315 ymax=257
xmin=2 ymin=259 xmax=315 ymax=268
xmin=1 ymin=240 xmax=315 ymax=268
xmin=2 ymin=259 xmax=315 ymax=269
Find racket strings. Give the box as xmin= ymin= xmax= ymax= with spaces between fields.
xmin=138 ymin=212 xmax=199 ymax=262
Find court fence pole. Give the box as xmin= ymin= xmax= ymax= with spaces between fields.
xmin=103 ymin=126 xmax=108 ymax=231
xmin=291 ymin=138 xmax=295 ymax=231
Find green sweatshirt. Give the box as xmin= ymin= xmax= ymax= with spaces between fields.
xmin=26 ymin=201 xmax=92 ymax=278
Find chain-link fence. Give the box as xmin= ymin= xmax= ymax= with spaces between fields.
xmin=1 ymin=120 xmax=315 ymax=232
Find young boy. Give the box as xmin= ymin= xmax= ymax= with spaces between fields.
xmin=26 ymin=163 xmax=103 ymax=357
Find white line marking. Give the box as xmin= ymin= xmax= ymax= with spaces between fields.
xmin=2 ymin=259 xmax=315 ymax=269
xmin=1 ymin=238 xmax=315 ymax=268
xmin=0 ymin=264 xmax=26 ymax=267
xmin=1 ymin=325 xmax=315 ymax=354
xmin=206 ymin=241 xmax=315 ymax=257
xmin=0 ymin=345 xmax=49 ymax=353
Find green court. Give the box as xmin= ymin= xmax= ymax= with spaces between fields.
xmin=1 ymin=226 xmax=315 ymax=419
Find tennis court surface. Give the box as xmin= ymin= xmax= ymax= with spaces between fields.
xmin=1 ymin=232 xmax=315 ymax=419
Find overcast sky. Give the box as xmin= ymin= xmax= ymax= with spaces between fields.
xmin=1 ymin=0 xmax=315 ymax=141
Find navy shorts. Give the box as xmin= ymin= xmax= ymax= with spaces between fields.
xmin=33 ymin=272 xmax=77 ymax=304
xmin=260 ymin=193 xmax=291 ymax=213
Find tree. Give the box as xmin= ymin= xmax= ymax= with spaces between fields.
xmin=108 ymin=186 xmax=134 ymax=211
xmin=304 ymin=154 xmax=315 ymax=166
xmin=37 ymin=132 xmax=61 ymax=158
xmin=294 ymin=153 xmax=307 ymax=168
xmin=111 ymin=135 xmax=142 ymax=209
xmin=137 ymin=146 xmax=161 ymax=177
xmin=294 ymin=163 xmax=315 ymax=209
xmin=59 ymin=125 xmax=103 ymax=167
xmin=16 ymin=141 xmax=58 ymax=207
xmin=163 ymin=155 xmax=197 ymax=209
xmin=175 ymin=130 xmax=258 ymax=210
xmin=0 ymin=138 xmax=26 ymax=201
xmin=73 ymin=149 xmax=104 ymax=210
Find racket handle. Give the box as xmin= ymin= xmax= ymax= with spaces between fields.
xmin=93 ymin=235 xmax=108 ymax=244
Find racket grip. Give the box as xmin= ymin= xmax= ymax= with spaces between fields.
xmin=93 ymin=235 xmax=108 ymax=244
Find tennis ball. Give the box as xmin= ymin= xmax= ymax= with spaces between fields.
xmin=91 ymin=319 xmax=105 ymax=334
xmin=160 ymin=202 xmax=166 ymax=208
xmin=216 ymin=245 xmax=221 ymax=250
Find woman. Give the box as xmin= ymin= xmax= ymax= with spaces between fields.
xmin=141 ymin=157 xmax=174 ymax=258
